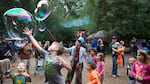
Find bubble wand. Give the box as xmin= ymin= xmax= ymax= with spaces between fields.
xmin=34 ymin=0 xmax=57 ymax=41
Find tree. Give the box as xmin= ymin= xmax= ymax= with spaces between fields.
xmin=1 ymin=0 xmax=150 ymax=41
xmin=96 ymin=0 xmax=150 ymax=39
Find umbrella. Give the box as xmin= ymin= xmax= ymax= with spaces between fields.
xmin=87 ymin=30 xmax=106 ymax=39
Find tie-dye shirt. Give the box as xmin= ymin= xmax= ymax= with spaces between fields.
xmin=9 ymin=71 xmax=30 ymax=84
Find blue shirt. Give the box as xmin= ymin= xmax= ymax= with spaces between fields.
xmin=91 ymin=38 xmax=97 ymax=48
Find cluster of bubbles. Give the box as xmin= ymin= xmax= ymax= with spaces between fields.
xmin=3 ymin=0 xmax=51 ymax=40
xmin=3 ymin=0 xmax=87 ymax=40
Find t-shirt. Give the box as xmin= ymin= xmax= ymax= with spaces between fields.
xmin=9 ymin=72 xmax=30 ymax=84
xmin=131 ymin=61 xmax=146 ymax=84
xmin=91 ymin=38 xmax=97 ymax=48
xmin=87 ymin=57 xmax=94 ymax=63
xmin=41 ymin=49 xmax=65 ymax=84
xmin=88 ymin=70 xmax=100 ymax=84
xmin=96 ymin=61 xmax=105 ymax=76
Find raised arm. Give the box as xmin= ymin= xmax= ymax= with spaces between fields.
xmin=83 ymin=48 xmax=87 ymax=59
xmin=23 ymin=27 xmax=42 ymax=51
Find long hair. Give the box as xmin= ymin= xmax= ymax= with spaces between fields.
xmin=97 ymin=52 xmax=105 ymax=62
xmin=52 ymin=41 xmax=64 ymax=55
xmin=138 ymin=49 xmax=150 ymax=64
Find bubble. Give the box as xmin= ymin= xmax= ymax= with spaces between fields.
xmin=3 ymin=8 xmax=37 ymax=40
xmin=34 ymin=0 xmax=51 ymax=21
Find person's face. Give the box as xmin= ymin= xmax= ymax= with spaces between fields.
xmin=98 ymin=39 xmax=102 ymax=43
xmin=137 ymin=53 xmax=144 ymax=62
xmin=96 ymin=55 xmax=101 ymax=61
xmin=132 ymin=38 xmax=136 ymax=42
xmin=129 ymin=59 xmax=135 ymax=65
xmin=120 ymin=41 xmax=124 ymax=45
xmin=17 ymin=63 xmax=26 ymax=72
xmin=86 ymin=63 xmax=91 ymax=71
xmin=48 ymin=42 xmax=59 ymax=51
xmin=47 ymin=41 xmax=50 ymax=45
xmin=112 ymin=38 xmax=117 ymax=42
xmin=90 ymin=50 xmax=95 ymax=55
xmin=115 ymin=42 xmax=120 ymax=47
xmin=75 ymin=40 xmax=81 ymax=46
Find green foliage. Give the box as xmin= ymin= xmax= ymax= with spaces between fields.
xmin=96 ymin=0 xmax=150 ymax=39
xmin=1 ymin=0 xmax=150 ymax=40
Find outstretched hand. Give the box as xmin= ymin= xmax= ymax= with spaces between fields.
xmin=23 ymin=27 xmax=32 ymax=36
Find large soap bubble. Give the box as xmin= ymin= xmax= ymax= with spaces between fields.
xmin=3 ymin=8 xmax=37 ymax=40
xmin=34 ymin=0 xmax=51 ymax=21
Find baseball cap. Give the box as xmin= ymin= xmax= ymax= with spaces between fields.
xmin=112 ymin=36 xmax=117 ymax=39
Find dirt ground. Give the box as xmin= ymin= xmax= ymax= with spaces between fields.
xmin=3 ymin=53 xmax=131 ymax=84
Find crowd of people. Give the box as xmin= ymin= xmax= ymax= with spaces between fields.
xmin=0 ymin=28 xmax=150 ymax=84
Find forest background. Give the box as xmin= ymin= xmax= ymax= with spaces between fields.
xmin=0 ymin=0 xmax=150 ymax=42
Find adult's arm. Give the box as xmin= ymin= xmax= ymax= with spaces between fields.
xmin=64 ymin=47 xmax=73 ymax=53
xmin=23 ymin=27 xmax=42 ymax=52
xmin=55 ymin=56 xmax=72 ymax=70
xmin=62 ymin=58 xmax=72 ymax=70
xmin=83 ymin=47 xmax=87 ymax=59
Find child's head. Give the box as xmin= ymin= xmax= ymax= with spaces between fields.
xmin=96 ymin=52 xmax=104 ymax=61
xmin=87 ymin=62 xmax=97 ymax=71
xmin=17 ymin=62 xmax=26 ymax=72
xmin=112 ymin=42 xmax=120 ymax=49
xmin=128 ymin=57 xmax=136 ymax=65
xmin=115 ymin=42 xmax=120 ymax=48
xmin=89 ymin=49 xmax=96 ymax=56
xmin=137 ymin=49 xmax=150 ymax=64
xmin=120 ymin=40 xmax=124 ymax=45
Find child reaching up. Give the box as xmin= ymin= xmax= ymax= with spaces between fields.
xmin=96 ymin=53 xmax=105 ymax=84
xmin=5 ymin=62 xmax=31 ymax=84
xmin=87 ymin=62 xmax=101 ymax=84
